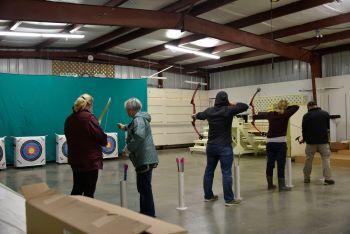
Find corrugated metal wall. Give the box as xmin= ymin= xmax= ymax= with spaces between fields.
xmin=322 ymin=50 xmax=350 ymax=77
xmin=210 ymin=60 xmax=311 ymax=89
xmin=210 ymin=50 xmax=350 ymax=90
xmin=0 ymin=59 xmax=52 ymax=75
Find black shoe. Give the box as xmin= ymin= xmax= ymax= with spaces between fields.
xmin=304 ymin=178 xmax=310 ymax=184
xmin=204 ymin=195 xmax=219 ymax=202
xmin=278 ymin=178 xmax=292 ymax=192
xmin=324 ymin=179 xmax=335 ymax=185
xmin=267 ymin=177 xmax=276 ymax=190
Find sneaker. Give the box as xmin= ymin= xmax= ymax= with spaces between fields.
xmin=304 ymin=178 xmax=310 ymax=184
xmin=324 ymin=179 xmax=335 ymax=185
xmin=225 ymin=199 xmax=241 ymax=206
xmin=204 ymin=195 xmax=219 ymax=202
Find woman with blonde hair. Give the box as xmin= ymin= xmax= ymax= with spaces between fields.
xmin=64 ymin=93 xmax=107 ymax=198
xmin=254 ymin=100 xmax=299 ymax=191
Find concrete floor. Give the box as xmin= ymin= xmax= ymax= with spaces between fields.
xmin=1 ymin=148 xmax=350 ymax=234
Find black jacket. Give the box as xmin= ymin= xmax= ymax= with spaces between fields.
xmin=196 ymin=91 xmax=249 ymax=146
xmin=302 ymin=107 xmax=330 ymax=144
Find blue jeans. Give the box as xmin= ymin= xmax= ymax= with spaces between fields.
xmin=136 ymin=168 xmax=155 ymax=217
xmin=266 ymin=142 xmax=287 ymax=178
xmin=204 ymin=144 xmax=234 ymax=202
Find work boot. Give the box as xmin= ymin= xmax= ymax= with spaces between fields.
xmin=278 ymin=178 xmax=291 ymax=192
xmin=267 ymin=177 xmax=276 ymax=190
xmin=324 ymin=179 xmax=335 ymax=185
xmin=304 ymin=178 xmax=311 ymax=184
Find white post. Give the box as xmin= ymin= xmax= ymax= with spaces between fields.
xmin=285 ymin=157 xmax=293 ymax=188
xmin=120 ymin=180 xmax=127 ymax=208
xmin=176 ymin=172 xmax=187 ymax=210
xmin=234 ymin=161 xmax=242 ymax=201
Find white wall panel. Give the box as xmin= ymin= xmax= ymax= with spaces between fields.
xmin=148 ymin=88 xmax=209 ymax=146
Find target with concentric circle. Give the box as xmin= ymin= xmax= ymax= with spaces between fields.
xmin=62 ymin=141 xmax=68 ymax=157
xmin=102 ymin=136 xmax=116 ymax=155
xmin=20 ymin=140 xmax=43 ymax=161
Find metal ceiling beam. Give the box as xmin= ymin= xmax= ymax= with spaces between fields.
xmin=127 ymin=0 xmax=333 ymax=59
xmin=189 ymin=29 xmax=350 ymax=70
xmin=92 ymin=0 xmax=235 ymax=52
xmin=79 ymin=0 xmax=202 ymax=50
xmin=36 ymin=0 xmax=130 ymax=50
xmin=0 ymin=0 xmax=183 ymax=29
xmin=0 ymin=50 xmax=206 ymax=77
xmin=162 ymin=12 xmax=350 ymax=64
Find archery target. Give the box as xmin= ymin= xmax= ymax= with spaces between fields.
xmin=56 ymin=134 xmax=68 ymax=164
xmin=102 ymin=133 xmax=118 ymax=159
xmin=14 ymin=136 xmax=46 ymax=168
xmin=0 ymin=137 xmax=6 ymax=170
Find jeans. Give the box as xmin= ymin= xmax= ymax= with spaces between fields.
xmin=304 ymin=144 xmax=332 ymax=180
xmin=136 ymin=168 xmax=155 ymax=217
xmin=204 ymin=144 xmax=234 ymax=202
xmin=266 ymin=142 xmax=287 ymax=179
xmin=71 ymin=169 xmax=99 ymax=198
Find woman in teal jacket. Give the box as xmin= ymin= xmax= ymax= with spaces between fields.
xmin=118 ymin=98 xmax=158 ymax=217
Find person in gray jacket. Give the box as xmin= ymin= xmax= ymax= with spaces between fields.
xmin=118 ymin=98 xmax=159 ymax=217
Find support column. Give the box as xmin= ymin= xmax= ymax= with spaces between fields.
xmin=310 ymin=54 xmax=322 ymax=103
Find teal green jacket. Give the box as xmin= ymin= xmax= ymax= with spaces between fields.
xmin=126 ymin=112 xmax=158 ymax=168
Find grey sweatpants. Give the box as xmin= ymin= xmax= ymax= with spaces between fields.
xmin=303 ymin=144 xmax=332 ymax=180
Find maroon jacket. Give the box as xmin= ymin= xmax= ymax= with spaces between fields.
xmin=254 ymin=105 xmax=299 ymax=138
xmin=64 ymin=110 xmax=107 ymax=171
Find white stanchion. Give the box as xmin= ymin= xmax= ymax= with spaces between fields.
xmin=285 ymin=157 xmax=293 ymax=188
xmin=234 ymin=161 xmax=242 ymax=201
xmin=120 ymin=180 xmax=127 ymax=208
xmin=176 ymin=172 xmax=187 ymax=210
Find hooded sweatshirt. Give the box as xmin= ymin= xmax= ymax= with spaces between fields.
xmin=126 ymin=112 xmax=159 ymax=169
xmin=196 ymin=91 xmax=249 ymax=146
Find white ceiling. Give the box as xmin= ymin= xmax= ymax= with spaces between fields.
xmin=0 ymin=0 xmax=350 ymax=69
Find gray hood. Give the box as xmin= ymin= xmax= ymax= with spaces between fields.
xmin=135 ymin=112 xmax=151 ymax=122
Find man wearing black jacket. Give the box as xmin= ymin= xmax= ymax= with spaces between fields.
xmin=302 ymin=101 xmax=335 ymax=185
xmin=194 ymin=91 xmax=248 ymax=206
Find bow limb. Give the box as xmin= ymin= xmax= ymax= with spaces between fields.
xmin=191 ymin=83 xmax=204 ymax=140
xmin=98 ymin=97 xmax=112 ymax=125
xmin=249 ymin=88 xmax=263 ymax=135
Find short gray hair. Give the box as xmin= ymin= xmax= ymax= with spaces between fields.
xmin=124 ymin=98 xmax=142 ymax=112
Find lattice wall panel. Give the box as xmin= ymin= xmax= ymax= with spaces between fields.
xmin=255 ymin=95 xmax=307 ymax=112
xmin=52 ymin=60 xmax=114 ymax=78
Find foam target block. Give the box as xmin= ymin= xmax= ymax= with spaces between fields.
xmin=102 ymin=133 xmax=118 ymax=159
xmin=56 ymin=134 xmax=68 ymax=164
xmin=14 ymin=136 xmax=46 ymax=168
xmin=0 ymin=137 xmax=6 ymax=170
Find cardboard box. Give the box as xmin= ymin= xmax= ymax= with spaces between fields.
xmin=21 ymin=183 xmax=187 ymax=234
xmin=330 ymin=142 xmax=349 ymax=152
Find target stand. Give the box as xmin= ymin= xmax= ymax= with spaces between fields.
xmin=102 ymin=133 xmax=118 ymax=159
xmin=56 ymin=134 xmax=68 ymax=164
xmin=0 ymin=137 xmax=6 ymax=170
xmin=14 ymin=136 xmax=46 ymax=168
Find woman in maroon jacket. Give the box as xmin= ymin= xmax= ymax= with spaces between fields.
xmin=254 ymin=100 xmax=299 ymax=192
xmin=64 ymin=93 xmax=107 ymax=198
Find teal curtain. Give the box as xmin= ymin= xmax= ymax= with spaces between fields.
xmin=0 ymin=73 xmax=148 ymax=164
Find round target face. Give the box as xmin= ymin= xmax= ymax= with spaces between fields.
xmin=20 ymin=140 xmax=43 ymax=161
xmin=0 ymin=146 xmax=3 ymax=162
xmin=102 ymin=136 xmax=116 ymax=155
xmin=62 ymin=141 xmax=68 ymax=157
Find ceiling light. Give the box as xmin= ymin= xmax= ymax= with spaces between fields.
xmin=10 ymin=21 xmax=22 ymax=31
xmin=0 ymin=31 xmax=84 ymax=39
xmin=25 ymin=21 xmax=68 ymax=26
xmin=166 ymin=29 xmax=184 ymax=39
xmin=165 ymin=44 xmax=220 ymax=59
xmin=323 ymin=3 xmax=345 ymax=13
xmin=191 ymin=38 xmax=219 ymax=48
xmin=316 ymin=29 xmax=323 ymax=38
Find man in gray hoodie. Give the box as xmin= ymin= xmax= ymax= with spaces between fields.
xmin=118 ymin=98 xmax=159 ymax=217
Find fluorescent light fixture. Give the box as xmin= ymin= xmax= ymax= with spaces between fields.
xmin=166 ymin=29 xmax=184 ymax=39
xmin=0 ymin=31 xmax=84 ymax=39
xmin=69 ymin=24 xmax=84 ymax=34
xmin=323 ymin=3 xmax=345 ymax=13
xmin=184 ymin=80 xmax=208 ymax=86
xmin=191 ymin=38 xmax=219 ymax=48
xmin=165 ymin=44 xmax=220 ymax=60
xmin=141 ymin=76 xmax=167 ymax=80
xmin=25 ymin=21 xmax=68 ymax=26
xmin=10 ymin=21 xmax=22 ymax=31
